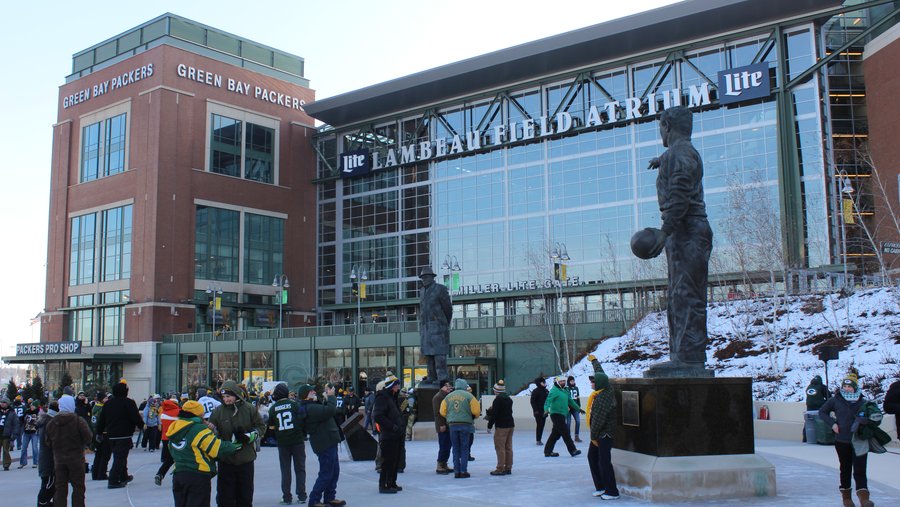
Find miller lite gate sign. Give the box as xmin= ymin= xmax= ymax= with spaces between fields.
xmin=338 ymin=64 xmax=771 ymax=178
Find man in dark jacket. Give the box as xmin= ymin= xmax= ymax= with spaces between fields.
xmin=432 ymin=379 xmax=454 ymax=474
xmin=374 ymin=375 xmax=404 ymax=494
xmin=0 ymin=395 xmax=22 ymax=470
xmin=271 ymin=382 xmax=307 ymax=504
xmin=806 ymin=375 xmax=831 ymax=410
xmin=207 ymin=380 xmax=266 ymax=507
xmin=36 ymin=401 xmax=58 ymax=506
xmin=487 ymin=380 xmax=514 ymax=475
xmin=91 ymin=391 xmax=111 ymax=480
xmin=96 ymin=381 xmax=144 ymax=488
xmin=301 ymin=383 xmax=346 ymax=507
xmin=883 ymin=379 xmax=900 ymax=437
xmin=45 ymin=395 xmax=93 ymax=507
xmin=530 ymin=377 xmax=548 ymax=445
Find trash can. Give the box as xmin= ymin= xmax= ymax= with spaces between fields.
xmin=804 ymin=411 xmax=818 ymax=444
xmin=815 ymin=414 xmax=836 ymax=445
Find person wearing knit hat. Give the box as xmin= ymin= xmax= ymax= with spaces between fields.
xmin=487 ymin=380 xmax=514 ymax=475
xmin=18 ymin=396 xmax=41 ymax=469
xmin=165 ymin=399 xmax=241 ymax=507
xmin=95 ymin=381 xmax=144 ymax=488
xmin=90 ymin=391 xmax=111 ymax=481
xmin=819 ymin=370 xmax=883 ymax=507
xmin=36 ymin=401 xmax=59 ymax=505
xmin=439 ymin=379 xmax=481 ymax=478
xmin=566 ymin=375 xmax=583 ymax=443
xmin=271 ymin=382 xmax=308 ymax=504
xmin=585 ymin=354 xmax=619 ymax=499
xmin=197 ymin=388 xmax=221 ymax=420
xmin=208 ymin=380 xmax=267 ymax=506
xmin=154 ymin=394 xmax=182 ymax=486
xmin=543 ymin=373 xmax=583 ymax=458
xmin=45 ymin=393 xmax=92 ymax=506
xmin=0 ymin=395 xmax=21 ymax=470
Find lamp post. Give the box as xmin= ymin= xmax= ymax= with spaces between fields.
xmin=440 ymin=254 xmax=461 ymax=290
xmin=838 ymin=172 xmax=854 ymax=288
xmin=550 ymin=242 xmax=570 ymax=282
xmin=205 ymin=286 xmax=222 ymax=336
xmin=272 ymin=274 xmax=290 ymax=338
xmin=350 ymin=264 xmax=368 ymax=334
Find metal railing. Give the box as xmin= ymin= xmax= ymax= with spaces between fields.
xmin=163 ymin=307 xmax=637 ymax=344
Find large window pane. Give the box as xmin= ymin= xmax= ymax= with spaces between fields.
xmin=210 ymin=114 xmax=242 ymax=177
xmin=195 ymin=206 xmax=240 ymax=282
xmin=105 ymin=113 xmax=127 ymax=176
xmin=245 ymin=123 xmax=274 ymax=183
xmin=81 ymin=122 xmax=100 ymax=182
xmin=70 ymin=213 xmax=96 ymax=286
xmin=244 ymin=213 xmax=284 ymax=285
xmin=101 ymin=204 xmax=132 ymax=281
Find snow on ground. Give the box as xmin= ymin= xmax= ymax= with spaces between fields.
xmin=519 ymin=286 xmax=900 ymax=402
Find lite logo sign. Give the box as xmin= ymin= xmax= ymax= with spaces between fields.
xmin=717 ymin=62 xmax=771 ymax=105
xmin=341 ymin=149 xmax=371 ymax=177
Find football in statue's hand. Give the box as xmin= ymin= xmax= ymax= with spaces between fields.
xmin=631 ymin=227 xmax=665 ymax=259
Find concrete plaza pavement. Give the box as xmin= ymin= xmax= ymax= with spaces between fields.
xmin=1 ymin=432 xmax=898 ymax=506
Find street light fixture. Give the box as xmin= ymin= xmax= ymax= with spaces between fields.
xmin=272 ymin=274 xmax=290 ymax=338
xmin=350 ymin=264 xmax=368 ymax=334
xmin=550 ymin=242 xmax=570 ymax=281
xmin=440 ymin=254 xmax=461 ymax=290
xmin=838 ymin=171 xmax=855 ymax=287
xmin=205 ymin=286 xmax=223 ymax=336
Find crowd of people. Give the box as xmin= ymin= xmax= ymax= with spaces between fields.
xmin=1 ymin=362 xmax=898 ymax=506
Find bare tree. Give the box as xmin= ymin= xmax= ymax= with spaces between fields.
xmin=844 ymin=147 xmax=900 ymax=279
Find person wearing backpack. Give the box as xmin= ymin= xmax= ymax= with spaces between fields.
xmin=270 ymin=383 xmax=307 ymax=505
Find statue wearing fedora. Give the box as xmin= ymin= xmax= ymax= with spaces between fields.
xmin=419 ymin=266 xmax=453 ymax=384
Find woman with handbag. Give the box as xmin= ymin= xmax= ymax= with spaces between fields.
xmin=818 ymin=371 xmax=883 ymax=507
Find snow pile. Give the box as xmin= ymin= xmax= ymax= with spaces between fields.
xmin=519 ymin=286 xmax=900 ymax=401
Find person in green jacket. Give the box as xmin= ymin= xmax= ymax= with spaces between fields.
xmin=167 ymin=400 xmax=241 ymax=507
xmin=90 ymin=391 xmax=111 ymax=481
xmin=301 ymin=383 xmax=346 ymax=507
xmin=207 ymin=380 xmax=266 ymax=507
xmin=543 ymin=375 xmax=582 ymax=458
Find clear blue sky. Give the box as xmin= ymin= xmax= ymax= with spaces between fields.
xmin=0 ymin=0 xmax=678 ymax=357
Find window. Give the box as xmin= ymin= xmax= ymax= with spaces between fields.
xmin=101 ymin=205 xmax=132 ymax=281
xmin=244 ymin=213 xmax=284 ymax=284
xmin=68 ymin=295 xmax=94 ymax=346
xmin=208 ymin=104 xmax=278 ymax=184
xmin=195 ymin=205 xmax=240 ymax=282
xmin=70 ymin=213 xmax=96 ymax=286
xmin=99 ymin=291 xmax=127 ymax=346
xmin=80 ymin=109 xmax=128 ymax=182
xmin=182 ymin=354 xmax=208 ymax=390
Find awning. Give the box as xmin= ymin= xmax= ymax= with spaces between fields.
xmin=1 ymin=353 xmax=143 ymax=364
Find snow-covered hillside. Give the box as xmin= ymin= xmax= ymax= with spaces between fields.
xmin=521 ymin=286 xmax=900 ymax=402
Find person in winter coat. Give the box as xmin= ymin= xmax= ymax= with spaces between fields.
xmin=0 ymin=395 xmax=22 ymax=470
xmin=155 ymin=396 xmax=182 ymax=486
xmin=819 ymin=371 xmax=883 ymax=507
xmin=586 ymin=354 xmax=620 ymax=500
xmin=439 ymin=378 xmax=480 ymax=478
xmin=883 ymin=379 xmax=900 ymax=438
xmin=543 ymin=375 xmax=582 ymax=458
xmin=196 ymin=388 xmax=221 ymax=420
xmin=486 ymin=380 xmax=514 ymax=475
xmin=432 ymin=379 xmax=454 ymax=475
xmin=45 ymin=395 xmax=93 ymax=507
xmin=566 ymin=375 xmax=583 ymax=442
xmin=301 ymin=383 xmax=346 ymax=507
xmin=96 ymin=381 xmax=145 ymax=488
xmin=271 ymin=382 xmax=308 ymax=504
xmin=167 ymin=400 xmax=241 ymax=507
xmin=363 ymin=389 xmax=376 ymax=432
xmin=90 ymin=391 xmax=111 ymax=480
xmin=374 ymin=375 xmax=405 ymax=494
xmin=530 ymin=377 xmax=548 ymax=445
xmin=806 ymin=375 xmax=831 ymax=410
xmin=143 ymin=395 xmax=162 ymax=452
xmin=36 ymin=401 xmax=58 ymax=507
xmin=207 ymin=380 xmax=266 ymax=507
xmin=19 ymin=400 xmax=41 ymax=468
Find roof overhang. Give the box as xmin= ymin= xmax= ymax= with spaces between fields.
xmin=304 ymin=0 xmax=841 ymax=127
xmin=2 ymin=353 xmax=143 ymax=364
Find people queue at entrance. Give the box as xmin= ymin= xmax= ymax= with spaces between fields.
xmin=2 ymin=364 xmax=897 ymax=506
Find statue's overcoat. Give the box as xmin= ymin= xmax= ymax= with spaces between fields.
xmin=419 ymin=282 xmax=452 ymax=355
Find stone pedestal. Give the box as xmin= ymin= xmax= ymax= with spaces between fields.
xmin=609 ymin=377 xmax=775 ymax=501
xmin=415 ymin=386 xmax=438 ymax=423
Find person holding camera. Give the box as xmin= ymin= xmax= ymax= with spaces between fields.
xmin=207 ymin=381 xmax=266 ymax=507
xmin=301 ymin=383 xmax=346 ymax=507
